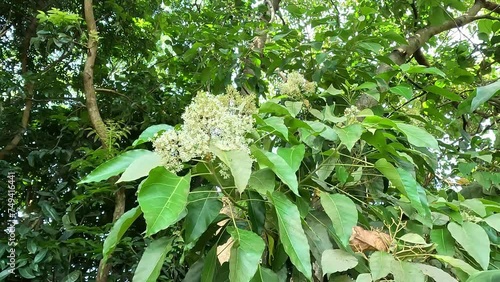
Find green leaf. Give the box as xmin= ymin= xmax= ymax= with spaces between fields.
xmin=304 ymin=213 xmax=334 ymax=262
xmin=447 ymin=222 xmax=490 ymax=270
xmin=132 ymin=124 xmax=173 ymax=146
xmin=247 ymin=191 xmax=266 ymax=234
xmin=250 ymin=266 xmax=279 ymax=282
xmin=252 ymin=148 xmax=299 ymax=195
xmin=248 ymin=168 xmax=275 ymax=195
xmin=369 ymin=251 xmax=394 ymax=280
xmin=358 ymin=42 xmax=383 ymax=53
xmin=19 ymin=268 xmax=36 ymax=279
xmin=184 ymin=188 xmax=222 ymax=244
xmin=425 ymin=85 xmax=461 ymax=102
xmin=415 ymin=263 xmax=458 ymax=282
xmin=391 ymin=261 xmax=425 ymax=282
xmin=228 ymin=227 xmax=266 ymax=282
xmin=61 ymin=271 xmax=81 ymax=282
xmin=277 ymin=144 xmax=305 ymax=172
xmin=284 ymin=101 xmax=303 ymax=117
xmin=433 ymin=255 xmax=479 ymax=275
xmin=321 ymin=249 xmax=358 ymax=274
xmin=399 ymin=233 xmax=427 ymax=245
xmin=271 ymin=192 xmax=312 ymax=279
xmin=395 ymin=123 xmax=439 ymax=150
xmin=460 ymin=199 xmax=486 ymax=217
xmin=356 ymin=273 xmax=372 ymax=282
xmin=320 ymin=192 xmax=358 ymax=247
xmin=397 ymin=168 xmax=431 ymax=223
xmin=211 ymin=145 xmax=253 ymax=193
xmin=201 ymin=246 xmax=219 ymax=282
xmin=334 ymin=124 xmax=364 ymax=151
xmin=261 ymin=116 xmax=289 ymax=141
xmin=133 ymin=237 xmax=173 ymax=282
xmin=117 ymin=151 xmax=163 ymax=183
xmin=79 ymin=149 xmax=152 ymax=184
xmin=374 ymin=159 xmax=404 ymax=191
xmin=138 ymin=167 xmax=190 ymax=236
xmin=305 ymin=121 xmax=338 ymax=141
xmin=259 ymin=101 xmax=292 ymax=116
xmin=484 ymin=213 xmax=500 ymax=232
xmin=389 ymin=85 xmax=413 ymax=99
xmin=467 ymin=270 xmax=500 ymax=282
xmin=405 ymin=65 xmax=446 ymax=77
xmin=430 ymin=228 xmax=455 ymax=256
xmin=102 ymin=207 xmax=142 ymax=265
xmin=471 ymin=79 xmax=500 ymax=112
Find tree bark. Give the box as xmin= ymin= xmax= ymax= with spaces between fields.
xmin=82 ymin=1 xmax=126 ymax=281
xmin=0 ymin=16 xmax=37 ymax=160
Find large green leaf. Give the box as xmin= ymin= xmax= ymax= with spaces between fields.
xmin=201 ymin=246 xmax=219 ymax=282
xmin=397 ymin=168 xmax=431 ymax=224
xmin=61 ymin=271 xmax=81 ymax=282
xmin=374 ymin=159 xmax=404 ymax=190
xmin=369 ymin=251 xmax=394 ymax=280
xmin=304 ymin=213 xmax=334 ymax=262
xmin=277 ymin=144 xmax=305 ymax=172
xmin=261 ymin=116 xmax=289 ymax=140
xmin=433 ymin=255 xmax=479 ymax=275
xmin=333 ymin=124 xmax=364 ymax=151
xmin=79 ymin=149 xmax=152 ymax=184
xmin=424 ymin=85 xmax=461 ymax=102
xmin=132 ymin=124 xmax=173 ymax=146
xmin=484 ymin=213 xmax=500 ymax=232
xmin=271 ymin=192 xmax=312 ymax=279
xmin=252 ymin=147 xmax=299 ymax=195
xmin=247 ymin=191 xmax=266 ymax=234
xmin=211 ymin=145 xmax=253 ymax=193
xmin=248 ymin=168 xmax=275 ymax=195
xmin=467 ymin=270 xmax=500 ymax=282
xmin=391 ymin=261 xmax=425 ymax=282
xmin=430 ymin=228 xmax=455 ymax=256
xmin=460 ymin=199 xmax=486 ymax=217
xmin=395 ymin=123 xmax=439 ymax=150
xmin=320 ymin=192 xmax=358 ymax=247
xmin=184 ymin=188 xmax=222 ymax=244
xmin=117 ymin=151 xmax=163 ymax=183
xmin=138 ymin=167 xmax=191 ymax=236
xmin=133 ymin=237 xmax=173 ymax=282
xmin=102 ymin=207 xmax=142 ymax=265
xmin=321 ymin=249 xmax=358 ymax=274
xmin=305 ymin=121 xmax=338 ymax=141
xmin=228 ymin=227 xmax=266 ymax=282
xmin=250 ymin=266 xmax=279 ymax=282
xmin=415 ymin=263 xmax=458 ymax=282
xmin=470 ymin=79 xmax=500 ymax=112
xmin=447 ymin=222 xmax=490 ymax=270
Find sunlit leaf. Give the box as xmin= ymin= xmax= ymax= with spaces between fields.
xmin=211 ymin=145 xmax=253 ymax=193
xmin=133 ymin=237 xmax=173 ymax=282
xmin=321 ymin=249 xmax=358 ymax=274
xmin=228 ymin=227 xmax=265 ymax=282
xmin=447 ymin=222 xmax=490 ymax=270
xmin=320 ymin=192 xmax=358 ymax=247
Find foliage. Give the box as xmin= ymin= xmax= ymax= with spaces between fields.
xmin=1 ymin=0 xmax=499 ymax=281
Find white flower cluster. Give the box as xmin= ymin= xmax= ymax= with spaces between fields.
xmin=153 ymin=87 xmax=256 ymax=172
xmin=278 ymin=71 xmax=316 ymax=99
xmin=344 ymin=105 xmax=360 ymax=125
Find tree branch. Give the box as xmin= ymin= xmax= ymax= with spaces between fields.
xmin=484 ymin=1 xmax=500 ymax=13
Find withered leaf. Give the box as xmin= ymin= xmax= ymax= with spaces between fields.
xmin=349 ymin=226 xmax=392 ymax=252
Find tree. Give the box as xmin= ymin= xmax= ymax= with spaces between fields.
xmin=1 ymin=0 xmax=499 ymax=281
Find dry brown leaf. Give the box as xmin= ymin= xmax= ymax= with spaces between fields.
xmin=349 ymin=226 xmax=392 ymax=253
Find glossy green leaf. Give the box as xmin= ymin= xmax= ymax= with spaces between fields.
xmin=79 ymin=149 xmax=152 ymax=184
xmin=248 ymin=168 xmax=275 ymax=195
xmin=228 ymin=227 xmax=266 ymax=282
xmin=425 ymin=85 xmax=461 ymax=102
xmin=471 ymin=79 xmax=500 ymax=112
xmin=61 ymin=271 xmax=81 ymax=282
xmin=333 ymin=124 xmax=364 ymax=151
xmin=277 ymin=144 xmax=305 ymax=172
xmin=132 ymin=124 xmax=173 ymax=146
xmin=262 ymin=116 xmax=289 ymax=140
xmin=211 ymin=145 xmax=253 ymax=193
xmin=184 ymin=188 xmax=222 ymax=244
xmin=102 ymin=207 xmax=142 ymax=265
xmin=321 ymin=249 xmax=358 ymax=274
xmin=484 ymin=213 xmax=500 ymax=232
xmin=395 ymin=123 xmax=439 ymax=150
xmin=247 ymin=191 xmax=266 ymax=234
xmin=133 ymin=237 xmax=173 ymax=282
xmin=433 ymin=255 xmax=479 ymax=275
xmin=320 ymin=192 xmax=358 ymax=247
xmin=467 ymin=270 xmax=500 ymax=282
xmin=447 ymin=222 xmax=490 ymax=270
xmin=374 ymin=159 xmax=404 ymax=190
xmin=389 ymin=85 xmax=413 ymax=99
xmin=271 ymin=192 xmax=312 ymax=279
xmin=397 ymin=168 xmax=431 ymax=223
xmin=415 ymin=263 xmax=458 ymax=282
xmin=252 ymin=148 xmax=299 ymax=195
xmin=430 ymin=228 xmax=455 ymax=256
xmin=138 ymin=167 xmax=190 ymax=236
xmin=304 ymin=213 xmax=334 ymax=262
xmin=117 ymin=151 xmax=163 ymax=183
xmin=250 ymin=266 xmax=279 ymax=282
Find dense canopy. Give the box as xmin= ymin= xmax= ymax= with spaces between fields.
xmin=1 ymin=0 xmax=499 ymax=281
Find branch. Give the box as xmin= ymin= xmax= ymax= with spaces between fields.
xmin=484 ymin=1 xmax=500 ymax=13
xmin=378 ymin=0 xmax=490 ymax=74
